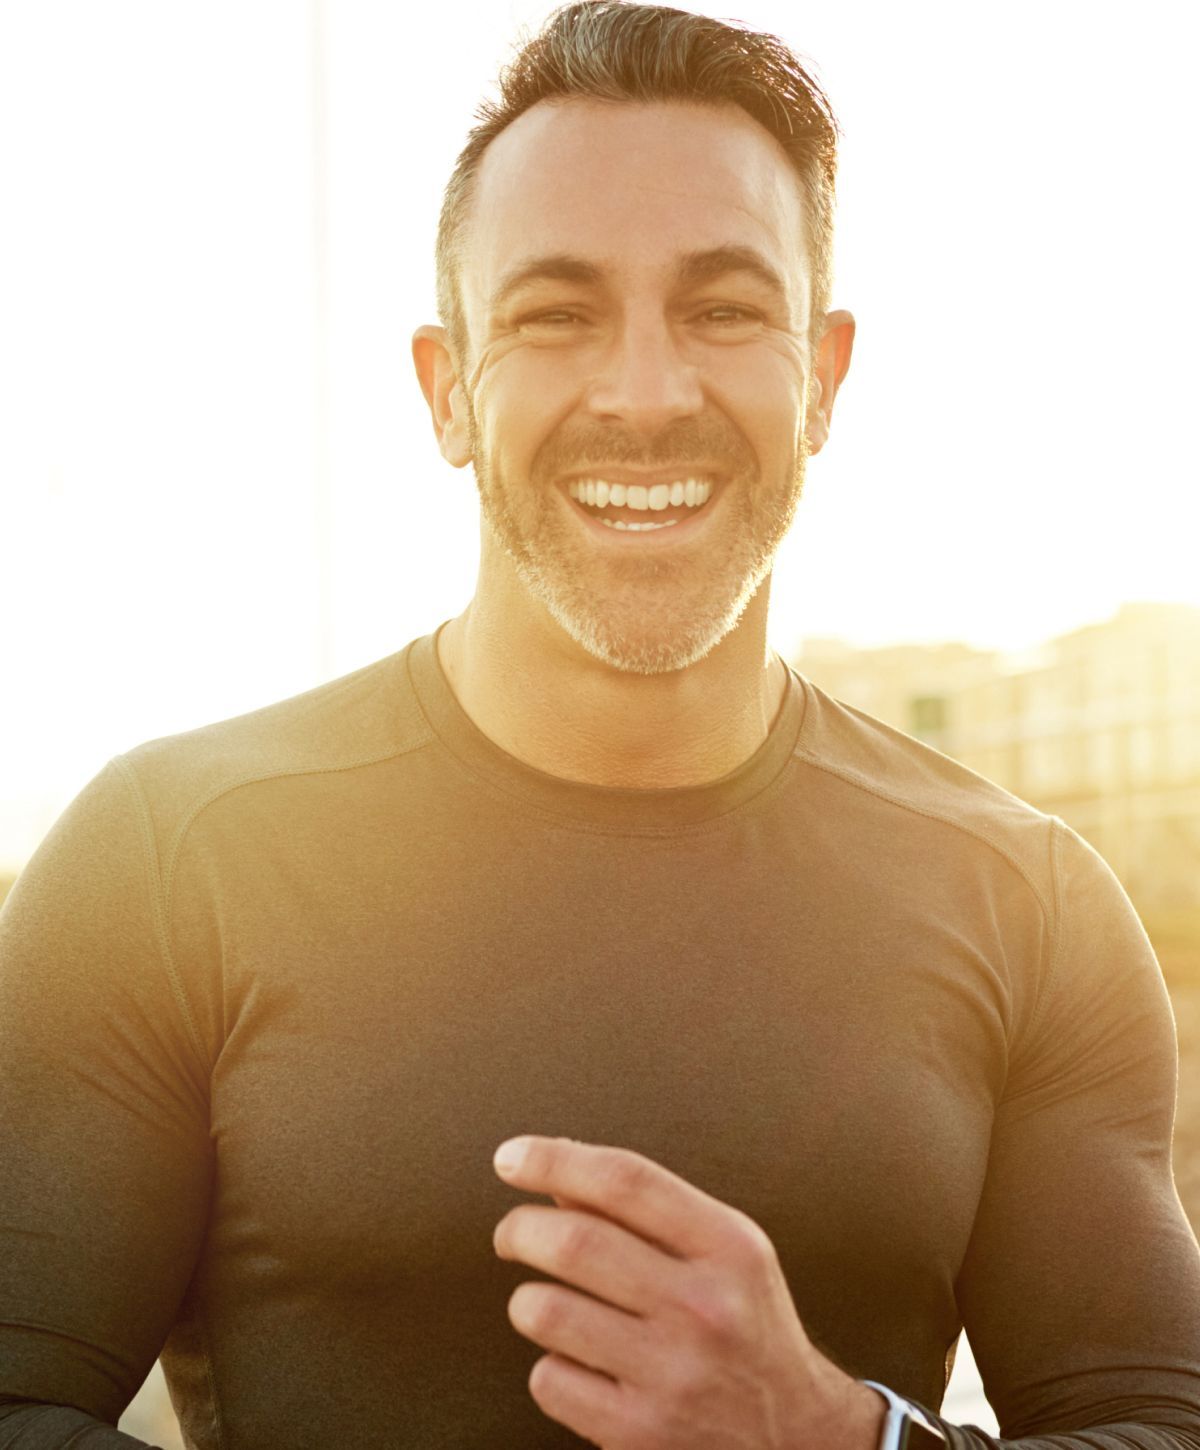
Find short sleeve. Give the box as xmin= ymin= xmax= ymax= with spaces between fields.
xmin=0 ymin=758 xmax=213 ymax=1435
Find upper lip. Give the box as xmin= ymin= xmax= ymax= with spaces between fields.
xmin=557 ymin=467 xmax=724 ymax=487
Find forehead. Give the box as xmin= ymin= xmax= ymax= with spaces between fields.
xmin=463 ymin=97 xmax=808 ymax=313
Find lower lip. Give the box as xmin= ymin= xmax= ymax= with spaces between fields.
xmin=560 ymin=487 xmax=724 ymax=544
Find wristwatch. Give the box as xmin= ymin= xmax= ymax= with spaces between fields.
xmin=861 ymin=1380 xmax=947 ymax=1448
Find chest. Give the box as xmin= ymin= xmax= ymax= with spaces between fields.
xmin=202 ymin=836 xmax=1008 ymax=1344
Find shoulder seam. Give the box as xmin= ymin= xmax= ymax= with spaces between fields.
xmin=109 ymin=754 xmax=210 ymax=1077
xmin=791 ymin=743 xmax=1055 ymax=924
xmin=158 ymin=733 xmax=437 ymax=983
xmin=121 ymin=729 xmax=436 ymax=1073
xmin=161 ymin=735 xmax=437 ymax=896
xmin=792 ymin=743 xmax=1058 ymax=1076
xmin=1020 ymin=815 xmax=1067 ymax=1062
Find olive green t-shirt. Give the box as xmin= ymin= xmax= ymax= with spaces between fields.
xmin=3 ymin=628 xmax=1200 ymax=1448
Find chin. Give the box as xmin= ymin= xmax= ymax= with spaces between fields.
xmin=478 ymin=468 xmax=788 ymax=675
xmin=537 ymin=572 xmax=766 ymax=677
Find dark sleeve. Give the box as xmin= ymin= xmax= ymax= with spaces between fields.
xmin=0 ymin=759 xmax=213 ymax=1448
xmin=0 ymin=1401 xmax=162 ymax=1448
xmin=896 ymin=818 xmax=1200 ymax=1449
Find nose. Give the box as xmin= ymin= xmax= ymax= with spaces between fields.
xmin=584 ymin=312 xmax=704 ymax=436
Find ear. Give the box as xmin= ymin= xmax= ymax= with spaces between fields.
xmin=411 ymin=325 xmax=474 ymax=468
xmin=804 ymin=309 xmax=856 ymax=456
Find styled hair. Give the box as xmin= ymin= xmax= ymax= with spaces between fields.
xmin=435 ymin=1 xmax=840 ymax=369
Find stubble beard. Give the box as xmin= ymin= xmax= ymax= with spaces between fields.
xmin=466 ymin=403 xmax=808 ymax=676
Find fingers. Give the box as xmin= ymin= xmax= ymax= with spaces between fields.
xmin=494 ymin=1203 xmax=686 ymax=1317
xmin=508 ymin=1278 xmax=654 ymax=1388
xmin=527 ymin=1349 xmax=630 ymax=1447
xmin=494 ymin=1136 xmax=733 ymax=1260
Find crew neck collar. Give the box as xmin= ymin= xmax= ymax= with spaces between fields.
xmin=404 ymin=624 xmax=805 ymax=831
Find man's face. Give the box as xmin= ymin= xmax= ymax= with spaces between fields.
xmin=454 ymin=98 xmax=819 ymax=675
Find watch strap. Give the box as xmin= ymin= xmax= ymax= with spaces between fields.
xmin=861 ymin=1380 xmax=948 ymax=1448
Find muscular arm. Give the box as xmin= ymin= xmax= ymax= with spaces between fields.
xmin=898 ymin=820 xmax=1200 ymax=1449
xmin=0 ymin=761 xmax=212 ymax=1448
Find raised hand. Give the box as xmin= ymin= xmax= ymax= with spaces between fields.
xmin=492 ymin=1134 xmax=885 ymax=1450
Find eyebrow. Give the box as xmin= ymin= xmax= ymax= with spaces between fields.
xmin=489 ymin=255 xmax=605 ymax=313
xmin=488 ymin=245 xmax=791 ymax=313
xmin=674 ymin=245 xmax=789 ymax=303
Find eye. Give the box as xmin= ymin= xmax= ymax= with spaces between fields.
xmin=518 ymin=310 xmax=585 ymax=330
xmin=697 ymin=305 xmax=763 ymax=326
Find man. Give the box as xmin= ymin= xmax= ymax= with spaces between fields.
xmin=2 ymin=3 xmax=1198 ymax=1447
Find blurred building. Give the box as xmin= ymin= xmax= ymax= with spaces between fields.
xmin=792 ymin=604 xmax=1200 ymax=914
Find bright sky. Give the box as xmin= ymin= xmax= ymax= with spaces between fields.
xmin=1 ymin=0 xmax=1197 ymax=868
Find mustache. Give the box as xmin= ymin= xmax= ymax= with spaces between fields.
xmin=532 ymin=418 xmax=757 ymax=479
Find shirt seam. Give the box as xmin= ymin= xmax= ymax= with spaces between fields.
xmin=110 ymin=754 xmax=210 ymax=1080
xmin=406 ymin=647 xmax=800 ymax=834
xmin=158 ymin=734 xmax=437 ymax=910
xmin=1021 ymin=813 xmax=1068 ymax=1060
xmin=789 ymin=743 xmax=1055 ymax=1072
xmin=788 ymin=744 xmax=1054 ymax=920
xmin=415 ymin=736 xmax=799 ymax=835
xmin=198 ymin=1313 xmax=226 ymax=1450
xmin=121 ymin=732 xmax=437 ymax=1075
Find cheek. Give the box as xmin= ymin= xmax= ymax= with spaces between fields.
xmin=750 ymin=340 xmax=809 ymax=407
xmin=715 ymin=363 xmax=808 ymax=464
xmin=472 ymin=391 xmax=532 ymax=471
xmin=476 ymin=354 xmax=578 ymax=448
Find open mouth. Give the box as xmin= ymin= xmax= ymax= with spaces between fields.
xmin=563 ymin=476 xmax=719 ymax=532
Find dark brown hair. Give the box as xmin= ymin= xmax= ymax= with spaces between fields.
xmin=435 ymin=1 xmax=840 ymax=368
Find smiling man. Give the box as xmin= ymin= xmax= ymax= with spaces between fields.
xmin=3 ymin=4 xmax=1200 ymax=1450
xmin=414 ymin=63 xmax=852 ymax=790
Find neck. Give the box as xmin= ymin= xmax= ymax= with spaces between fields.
xmin=436 ymin=579 xmax=788 ymax=792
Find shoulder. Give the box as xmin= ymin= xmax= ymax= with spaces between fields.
xmin=789 ymin=675 xmax=1167 ymax=1073
xmin=114 ymin=639 xmax=436 ymax=847
xmin=791 ymin=673 xmax=1057 ymax=904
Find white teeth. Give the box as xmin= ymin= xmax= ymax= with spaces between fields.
xmin=566 ymin=478 xmax=714 ymax=511
xmin=599 ymin=518 xmax=679 ymax=531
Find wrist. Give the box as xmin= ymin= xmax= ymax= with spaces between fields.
xmin=823 ymin=1368 xmax=886 ymax=1450
xmin=796 ymin=1354 xmax=887 ymax=1450
xmin=847 ymin=1379 xmax=889 ymax=1450
xmin=861 ymin=1380 xmax=947 ymax=1448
